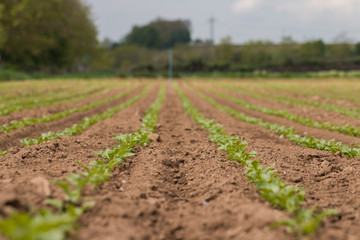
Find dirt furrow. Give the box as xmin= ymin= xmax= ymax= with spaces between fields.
xmin=0 ymin=84 xmax=160 ymax=227
xmin=259 ymin=87 xmax=360 ymax=109
xmin=0 ymin=84 xmax=145 ymax=150
xmin=198 ymin=81 xmax=360 ymax=128
xmin=74 ymin=86 xmax=292 ymax=240
xmin=180 ymin=82 xmax=360 ymax=240
xmin=0 ymin=83 xmax=131 ymax=126
xmin=191 ymin=83 xmax=360 ymax=147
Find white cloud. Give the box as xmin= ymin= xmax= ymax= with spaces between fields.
xmin=232 ymin=0 xmax=258 ymax=13
xmin=307 ymin=0 xmax=359 ymax=13
xmin=233 ymin=0 xmax=360 ymax=14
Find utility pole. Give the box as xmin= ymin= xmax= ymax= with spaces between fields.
xmin=209 ymin=16 xmax=215 ymax=46
xmin=168 ymin=49 xmax=173 ymax=92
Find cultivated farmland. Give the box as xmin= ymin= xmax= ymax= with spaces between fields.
xmin=0 ymin=78 xmax=359 ymax=240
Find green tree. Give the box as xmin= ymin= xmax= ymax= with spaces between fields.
xmin=277 ymin=36 xmax=299 ymax=67
xmin=0 ymin=0 xmax=97 ymax=71
xmin=355 ymin=42 xmax=360 ymax=55
xmin=0 ymin=3 xmax=5 ymax=49
xmin=125 ymin=25 xmax=160 ymax=49
xmin=124 ymin=18 xmax=191 ymax=49
xmin=239 ymin=41 xmax=274 ymax=68
xmin=217 ymin=36 xmax=233 ymax=63
xmin=300 ymin=40 xmax=325 ymax=60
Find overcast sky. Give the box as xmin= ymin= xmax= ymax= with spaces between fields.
xmin=84 ymin=0 xmax=360 ymax=44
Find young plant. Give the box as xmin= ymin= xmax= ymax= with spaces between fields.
xmin=0 ymin=84 xmax=165 ymax=240
xmin=175 ymin=83 xmax=337 ymax=237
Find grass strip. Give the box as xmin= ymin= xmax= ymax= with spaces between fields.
xmin=0 ymin=84 xmax=165 ymax=240
xmin=197 ymin=83 xmax=360 ymax=138
xmin=0 ymin=83 xmax=137 ymax=134
xmin=218 ymin=83 xmax=360 ymax=120
xmin=175 ymin=83 xmax=337 ymax=237
xmin=187 ymin=84 xmax=360 ymax=159
xmin=20 ymin=85 xmax=152 ymax=147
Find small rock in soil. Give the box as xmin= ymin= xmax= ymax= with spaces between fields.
xmin=148 ymin=133 xmax=160 ymax=142
xmin=291 ymin=175 xmax=303 ymax=183
xmin=30 ymin=176 xmax=51 ymax=197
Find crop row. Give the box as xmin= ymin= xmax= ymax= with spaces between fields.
xmin=0 ymin=81 xmax=122 ymax=116
xmin=239 ymin=80 xmax=360 ymax=106
xmin=218 ymin=83 xmax=360 ymax=119
xmin=196 ymin=83 xmax=360 ymax=138
xmin=0 ymin=80 xmax=87 ymax=100
xmin=0 ymin=83 xmax=137 ymax=134
xmin=0 ymin=84 xmax=165 ymax=240
xmin=20 ymin=85 xmax=151 ymax=147
xmin=185 ymin=84 xmax=360 ymax=159
xmin=175 ymin=83 xmax=336 ymax=237
xmin=1 ymin=81 xmax=87 ymax=100
xmin=0 ymin=84 xmax=87 ymax=115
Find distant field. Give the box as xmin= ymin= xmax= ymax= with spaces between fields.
xmin=0 ymin=78 xmax=359 ymax=240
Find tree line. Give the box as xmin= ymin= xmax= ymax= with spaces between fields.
xmin=1 ymin=2 xmax=360 ymax=75
xmin=93 ymin=36 xmax=360 ymax=74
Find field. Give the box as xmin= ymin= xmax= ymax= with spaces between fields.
xmin=0 ymin=78 xmax=359 ymax=240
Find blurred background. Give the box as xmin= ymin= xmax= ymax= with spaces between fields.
xmin=0 ymin=0 xmax=360 ymax=79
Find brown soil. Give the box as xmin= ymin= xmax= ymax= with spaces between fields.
xmin=1 ymin=80 xmax=360 ymax=240
xmin=258 ymin=87 xmax=360 ymax=109
xmin=0 ymin=81 xmax=87 ymax=98
xmin=197 ymin=81 xmax=360 ymax=130
xmin=0 ymin=84 xmax=145 ymax=150
xmin=190 ymin=83 xmax=360 ymax=147
xmin=0 ymin=84 xmax=128 ymax=126
xmin=179 ymin=82 xmax=360 ymax=240
xmin=248 ymin=85 xmax=360 ymax=124
xmin=73 ymin=86 xmax=291 ymax=240
xmin=0 ymin=83 xmax=159 ymax=229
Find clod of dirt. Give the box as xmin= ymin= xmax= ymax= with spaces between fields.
xmin=162 ymin=159 xmax=180 ymax=168
xmin=139 ymin=193 xmax=147 ymax=199
xmin=291 ymin=175 xmax=303 ymax=183
xmin=342 ymin=166 xmax=354 ymax=174
xmin=8 ymin=147 xmax=19 ymax=154
xmin=148 ymin=133 xmax=160 ymax=142
xmin=30 ymin=176 xmax=51 ymax=197
xmin=317 ymin=160 xmax=333 ymax=176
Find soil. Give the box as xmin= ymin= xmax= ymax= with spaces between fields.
xmin=190 ymin=82 xmax=360 ymax=147
xmin=197 ymin=81 xmax=360 ymax=129
xmin=1 ymin=79 xmax=360 ymax=240
xmin=0 ymin=84 xmax=145 ymax=150
xmin=180 ymin=82 xmax=360 ymax=240
xmin=257 ymin=87 xmax=360 ymax=109
xmin=0 ymin=83 xmax=159 ymax=229
xmin=0 ymin=83 xmax=130 ymax=126
xmin=73 ymin=86 xmax=291 ymax=240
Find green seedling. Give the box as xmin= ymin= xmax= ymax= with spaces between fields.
xmin=20 ymin=85 xmax=152 ymax=147
xmin=0 ymin=84 xmax=165 ymax=240
xmin=200 ymin=84 xmax=360 ymax=137
xmin=190 ymin=85 xmax=360 ymax=159
xmin=0 ymin=83 xmax=136 ymax=134
xmin=175 ymin=83 xmax=336 ymax=236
